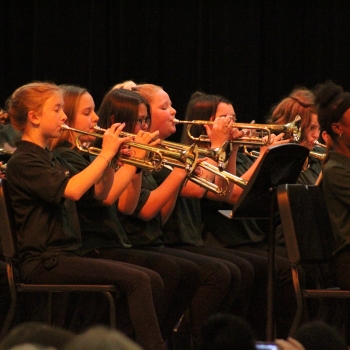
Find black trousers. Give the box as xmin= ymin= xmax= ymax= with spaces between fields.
xmin=0 ymin=260 xmax=11 ymax=330
xmin=137 ymin=245 xmax=239 ymax=341
xmin=23 ymin=255 xmax=166 ymax=350
xmin=169 ymin=245 xmax=268 ymax=320
xmin=85 ymin=247 xmax=200 ymax=341
xmin=233 ymin=243 xmax=296 ymax=340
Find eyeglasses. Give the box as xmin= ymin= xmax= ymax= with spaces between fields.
xmin=137 ymin=117 xmax=151 ymax=128
xmin=217 ymin=114 xmax=237 ymax=122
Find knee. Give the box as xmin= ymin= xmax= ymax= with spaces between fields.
xmin=147 ymin=271 xmax=164 ymax=300
xmin=201 ymin=261 xmax=232 ymax=288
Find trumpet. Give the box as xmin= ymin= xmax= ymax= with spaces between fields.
xmin=61 ymin=124 xmax=199 ymax=173
xmin=309 ymin=140 xmax=327 ymax=161
xmin=92 ymin=125 xmax=199 ymax=173
xmin=242 ymin=146 xmax=260 ymax=159
xmin=244 ymin=140 xmax=327 ymax=162
xmin=174 ymin=115 xmax=302 ymax=145
xmin=314 ymin=140 xmax=327 ymax=148
xmin=164 ymin=161 xmax=246 ymax=195
xmin=198 ymin=162 xmax=247 ymax=189
xmin=93 ymin=126 xmax=231 ymax=194
xmin=159 ymin=139 xmax=228 ymax=170
xmin=95 ymin=126 xmax=228 ymax=168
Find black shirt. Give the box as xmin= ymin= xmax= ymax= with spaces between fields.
xmin=6 ymin=140 xmax=81 ymax=280
xmin=54 ymin=143 xmax=132 ymax=254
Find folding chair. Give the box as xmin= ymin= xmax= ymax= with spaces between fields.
xmin=0 ymin=178 xmax=119 ymax=339
xmin=277 ymin=183 xmax=350 ymax=336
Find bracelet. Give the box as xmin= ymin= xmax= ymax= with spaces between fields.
xmin=98 ymin=154 xmax=111 ymax=167
xmin=135 ymin=167 xmax=142 ymax=174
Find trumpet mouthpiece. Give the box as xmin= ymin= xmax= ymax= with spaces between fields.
xmin=314 ymin=140 xmax=326 ymax=148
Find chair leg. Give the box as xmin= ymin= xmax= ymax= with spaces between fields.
xmin=0 ymin=289 xmax=17 ymax=339
xmin=172 ymin=306 xmax=194 ymax=350
xmin=289 ymin=267 xmax=304 ymax=337
xmin=103 ymin=292 xmax=116 ymax=329
xmin=47 ymin=292 xmax=53 ymax=326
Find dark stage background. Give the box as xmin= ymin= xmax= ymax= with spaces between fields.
xmin=1 ymin=0 xmax=350 ymax=141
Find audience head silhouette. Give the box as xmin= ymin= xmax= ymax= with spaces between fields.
xmin=294 ymin=321 xmax=347 ymax=350
xmin=62 ymin=325 xmax=143 ymax=350
xmin=0 ymin=322 xmax=75 ymax=350
xmin=197 ymin=313 xmax=256 ymax=350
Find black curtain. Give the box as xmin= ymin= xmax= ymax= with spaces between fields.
xmin=1 ymin=0 xmax=350 ymax=141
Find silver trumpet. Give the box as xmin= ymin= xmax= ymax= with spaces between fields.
xmin=174 ymin=115 xmax=302 ymax=146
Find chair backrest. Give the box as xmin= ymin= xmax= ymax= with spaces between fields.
xmin=277 ymin=184 xmax=336 ymax=265
xmin=0 ymin=178 xmax=18 ymax=260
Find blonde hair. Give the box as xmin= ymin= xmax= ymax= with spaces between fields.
xmin=7 ymin=82 xmax=60 ymax=131
xmin=112 ymin=80 xmax=137 ymax=90
xmin=132 ymin=83 xmax=163 ymax=104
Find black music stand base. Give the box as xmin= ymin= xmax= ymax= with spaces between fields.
xmin=229 ymin=144 xmax=309 ymax=340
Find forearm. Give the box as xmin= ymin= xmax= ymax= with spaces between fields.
xmin=160 ymin=185 xmax=182 ymax=225
xmin=103 ymin=164 xmax=140 ymax=206
xmin=94 ymin=166 xmax=115 ymax=200
xmin=226 ymin=154 xmax=263 ymax=204
xmin=137 ymin=169 xmax=186 ymax=220
xmin=118 ymin=169 xmax=142 ymax=214
xmin=64 ymin=154 xmax=111 ymax=200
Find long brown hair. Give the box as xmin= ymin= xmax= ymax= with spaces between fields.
xmin=266 ymin=87 xmax=317 ymax=145
xmin=49 ymin=85 xmax=88 ymax=150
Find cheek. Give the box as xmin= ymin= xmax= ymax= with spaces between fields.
xmin=75 ymin=117 xmax=90 ymax=131
xmin=134 ymin=124 xmax=142 ymax=134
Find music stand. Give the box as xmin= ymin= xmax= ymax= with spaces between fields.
xmin=221 ymin=143 xmax=309 ymax=340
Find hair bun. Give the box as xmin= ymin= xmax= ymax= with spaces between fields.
xmin=0 ymin=108 xmax=10 ymax=125
xmin=314 ymin=80 xmax=344 ymax=107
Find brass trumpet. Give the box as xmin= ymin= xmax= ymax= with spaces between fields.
xmin=314 ymin=140 xmax=327 ymax=148
xmin=174 ymin=115 xmax=302 ymax=145
xmin=91 ymin=125 xmax=199 ymax=174
xmin=198 ymin=162 xmax=247 ymax=189
xmin=93 ymin=126 xmax=230 ymax=194
xmin=95 ymin=126 xmax=228 ymax=169
xmin=244 ymin=140 xmax=327 ymax=162
xmin=310 ymin=140 xmax=327 ymax=161
xmin=61 ymin=124 xmax=199 ymax=173
xmin=159 ymin=139 xmax=228 ymax=170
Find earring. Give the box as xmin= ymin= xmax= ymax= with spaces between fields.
xmin=340 ymin=133 xmax=343 ymax=138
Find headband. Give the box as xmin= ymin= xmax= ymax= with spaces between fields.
xmin=329 ymin=92 xmax=350 ymax=123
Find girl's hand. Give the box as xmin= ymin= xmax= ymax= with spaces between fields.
xmin=129 ymin=130 xmax=160 ymax=160
xmin=204 ymin=115 xmax=234 ymax=148
xmin=229 ymin=127 xmax=245 ymax=151
xmin=101 ymin=123 xmax=131 ymax=160
xmin=259 ymin=132 xmax=290 ymax=156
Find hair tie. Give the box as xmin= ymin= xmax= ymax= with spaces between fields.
xmin=289 ymin=96 xmax=311 ymax=108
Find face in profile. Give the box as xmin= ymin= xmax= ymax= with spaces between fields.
xmin=149 ymin=89 xmax=176 ymax=139
xmin=213 ymin=102 xmax=235 ymax=121
xmin=299 ymin=113 xmax=320 ymax=150
xmin=134 ymin=103 xmax=150 ymax=133
xmin=40 ymin=92 xmax=67 ymax=140
xmin=72 ymin=92 xmax=99 ymax=143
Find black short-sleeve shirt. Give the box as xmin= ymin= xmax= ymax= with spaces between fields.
xmin=5 ymin=140 xmax=81 ymax=279
xmin=118 ymin=173 xmax=164 ymax=247
xmin=54 ymin=144 xmax=132 ymax=252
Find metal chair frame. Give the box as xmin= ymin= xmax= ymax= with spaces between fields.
xmin=277 ymin=183 xmax=350 ymax=336
xmin=0 ymin=178 xmax=119 ymax=339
